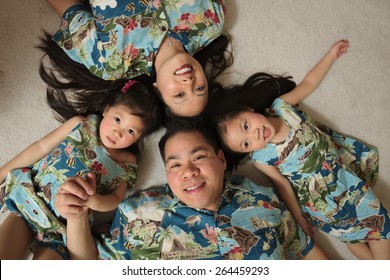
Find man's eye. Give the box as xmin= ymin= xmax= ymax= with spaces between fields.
xmin=174 ymin=92 xmax=184 ymax=98
xmin=194 ymin=154 xmax=206 ymax=161
xmin=127 ymin=129 xmax=135 ymax=135
xmin=244 ymin=141 xmax=249 ymax=149
xmin=243 ymin=121 xmax=248 ymax=130
xmin=115 ymin=117 xmax=121 ymax=123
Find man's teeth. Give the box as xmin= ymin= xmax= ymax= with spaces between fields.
xmin=186 ymin=183 xmax=202 ymax=191
xmin=175 ymin=67 xmax=192 ymax=75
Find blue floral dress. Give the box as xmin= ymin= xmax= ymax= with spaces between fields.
xmin=252 ymin=98 xmax=390 ymax=244
xmin=53 ymin=0 xmax=226 ymax=80
xmin=0 ymin=114 xmax=137 ymax=258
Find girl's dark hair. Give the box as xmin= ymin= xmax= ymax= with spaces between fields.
xmin=39 ymin=32 xmax=163 ymax=157
xmin=207 ymin=72 xmax=296 ymax=172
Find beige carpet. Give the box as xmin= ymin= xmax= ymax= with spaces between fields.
xmin=1 ymin=0 xmax=390 ymax=260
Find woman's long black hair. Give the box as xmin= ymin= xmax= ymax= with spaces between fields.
xmin=207 ymin=72 xmax=297 ymax=172
xmin=38 ymin=31 xmax=233 ymax=122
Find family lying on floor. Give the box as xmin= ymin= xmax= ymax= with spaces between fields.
xmin=1 ymin=0 xmax=389 ymax=260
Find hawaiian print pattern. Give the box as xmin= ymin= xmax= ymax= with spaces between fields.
xmin=251 ymin=98 xmax=390 ymax=243
xmin=0 ymin=114 xmax=137 ymax=258
xmin=53 ymin=0 xmax=226 ymax=80
xmin=96 ymin=177 xmax=314 ymax=260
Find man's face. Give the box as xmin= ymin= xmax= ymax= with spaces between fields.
xmin=164 ymin=131 xmax=226 ymax=211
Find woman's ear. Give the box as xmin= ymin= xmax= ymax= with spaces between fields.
xmin=153 ymin=82 xmax=158 ymax=89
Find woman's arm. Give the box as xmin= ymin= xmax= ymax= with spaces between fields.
xmin=46 ymin=0 xmax=81 ymax=17
xmin=254 ymin=162 xmax=315 ymax=237
xmin=281 ymin=40 xmax=349 ymax=106
xmin=0 ymin=116 xmax=83 ymax=183
xmin=85 ymin=182 xmax=127 ymax=212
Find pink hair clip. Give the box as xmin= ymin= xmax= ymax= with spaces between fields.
xmin=121 ymin=80 xmax=139 ymax=94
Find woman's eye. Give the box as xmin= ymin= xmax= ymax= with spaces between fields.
xmin=243 ymin=121 xmax=248 ymax=130
xmin=244 ymin=141 xmax=249 ymax=149
xmin=174 ymin=92 xmax=184 ymax=98
xmin=195 ymin=86 xmax=205 ymax=91
xmin=127 ymin=129 xmax=135 ymax=135
xmin=114 ymin=117 xmax=121 ymax=124
xmin=170 ymin=163 xmax=181 ymax=169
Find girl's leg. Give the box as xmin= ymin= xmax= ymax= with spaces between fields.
xmin=32 ymin=246 xmax=63 ymax=260
xmin=0 ymin=213 xmax=33 ymax=259
xmin=303 ymin=243 xmax=329 ymax=260
xmin=347 ymin=243 xmax=374 ymax=260
xmin=368 ymin=239 xmax=390 ymax=260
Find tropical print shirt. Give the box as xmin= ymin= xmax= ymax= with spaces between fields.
xmin=96 ymin=177 xmax=314 ymax=259
xmin=52 ymin=0 xmax=226 ymax=80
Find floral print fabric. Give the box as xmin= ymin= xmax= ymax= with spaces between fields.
xmin=96 ymin=178 xmax=314 ymax=260
xmin=0 ymin=114 xmax=137 ymax=258
xmin=53 ymin=0 xmax=226 ymax=80
xmin=251 ymin=98 xmax=390 ymax=243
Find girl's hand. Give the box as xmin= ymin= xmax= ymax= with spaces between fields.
xmin=329 ymin=40 xmax=349 ymax=59
xmin=296 ymin=215 xmax=316 ymax=238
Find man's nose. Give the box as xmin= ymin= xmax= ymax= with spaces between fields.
xmin=182 ymin=163 xmax=200 ymax=179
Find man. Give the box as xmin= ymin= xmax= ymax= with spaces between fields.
xmin=55 ymin=120 xmax=327 ymax=259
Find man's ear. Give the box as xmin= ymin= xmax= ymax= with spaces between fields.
xmin=217 ymin=149 xmax=227 ymax=171
xmin=153 ymin=82 xmax=158 ymax=89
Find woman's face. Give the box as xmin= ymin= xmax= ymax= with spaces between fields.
xmin=154 ymin=53 xmax=208 ymax=117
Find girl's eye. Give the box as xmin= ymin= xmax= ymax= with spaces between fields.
xmin=114 ymin=117 xmax=121 ymax=124
xmin=174 ymin=92 xmax=184 ymax=98
xmin=170 ymin=163 xmax=181 ymax=169
xmin=243 ymin=121 xmax=248 ymax=130
xmin=195 ymin=86 xmax=205 ymax=92
xmin=127 ymin=129 xmax=135 ymax=135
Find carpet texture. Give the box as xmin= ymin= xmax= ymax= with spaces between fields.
xmin=1 ymin=0 xmax=390 ymax=260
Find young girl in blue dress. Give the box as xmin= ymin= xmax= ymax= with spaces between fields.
xmin=0 ymin=79 xmax=162 ymax=259
xmin=42 ymin=0 xmax=232 ymax=117
xmin=209 ymin=40 xmax=390 ymax=259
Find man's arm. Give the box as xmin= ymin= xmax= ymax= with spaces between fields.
xmin=55 ymin=173 xmax=98 ymax=259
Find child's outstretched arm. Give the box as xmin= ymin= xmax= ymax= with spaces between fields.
xmin=46 ymin=0 xmax=81 ymax=17
xmin=281 ymin=40 xmax=349 ymax=106
xmin=0 ymin=116 xmax=84 ymax=183
xmin=85 ymin=182 xmax=127 ymax=212
xmin=254 ymin=162 xmax=316 ymax=237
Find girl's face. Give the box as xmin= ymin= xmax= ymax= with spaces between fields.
xmin=154 ymin=53 xmax=208 ymax=117
xmin=222 ymin=110 xmax=275 ymax=153
xmin=99 ymin=105 xmax=144 ymax=150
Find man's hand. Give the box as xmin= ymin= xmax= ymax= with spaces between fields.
xmin=55 ymin=173 xmax=96 ymax=220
